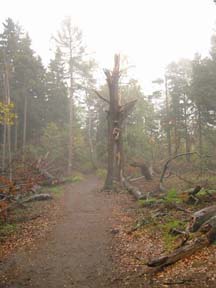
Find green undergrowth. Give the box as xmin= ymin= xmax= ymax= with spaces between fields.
xmin=138 ymin=188 xmax=183 ymax=207
xmin=160 ymin=219 xmax=185 ymax=251
xmin=197 ymin=188 xmax=216 ymax=196
xmin=165 ymin=188 xmax=183 ymax=204
xmin=0 ymin=223 xmax=17 ymax=240
xmin=138 ymin=198 xmax=159 ymax=207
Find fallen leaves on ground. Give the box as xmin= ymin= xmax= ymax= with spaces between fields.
xmin=110 ymin=181 xmax=216 ymax=287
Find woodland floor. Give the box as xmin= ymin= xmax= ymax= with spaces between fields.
xmin=0 ymin=175 xmax=216 ymax=287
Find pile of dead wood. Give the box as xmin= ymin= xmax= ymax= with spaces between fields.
xmin=0 ymin=157 xmax=64 ymax=222
xmin=147 ymin=205 xmax=216 ymax=270
xmin=124 ymin=152 xmax=213 ymax=202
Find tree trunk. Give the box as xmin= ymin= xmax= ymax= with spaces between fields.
xmin=22 ymin=92 xmax=27 ymax=162
xmin=87 ymin=106 xmax=97 ymax=169
xmin=198 ymin=106 xmax=203 ymax=155
xmin=183 ymin=94 xmax=190 ymax=162
xmin=147 ymin=236 xmax=208 ymax=269
xmin=68 ymin=93 xmax=74 ymax=175
xmin=3 ymin=60 xmax=12 ymax=179
xmin=96 ymin=55 xmax=136 ymax=190
xmin=104 ymin=55 xmax=123 ymax=189
xmin=67 ymin=37 xmax=74 ymax=175
xmin=165 ymin=75 xmax=171 ymax=157
xmin=188 ymin=205 xmax=216 ymax=232
xmin=2 ymin=123 xmax=7 ymax=172
xmin=122 ymin=176 xmax=145 ymax=200
xmin=14 ymin=117 xmax=18 ymax=152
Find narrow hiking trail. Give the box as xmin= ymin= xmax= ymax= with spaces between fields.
xmin=0 ymin=176 xmax=117 ymax=288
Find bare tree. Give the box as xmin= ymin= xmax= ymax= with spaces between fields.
xmin=55 ymin=17 xmax=88 ymax=175
xmin=96 ymin=55 xmax=136 ymax=190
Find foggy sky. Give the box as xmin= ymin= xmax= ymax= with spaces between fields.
xmin=1 ymin=0 xmax=216 ymax=92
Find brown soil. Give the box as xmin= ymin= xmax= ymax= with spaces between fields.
xmin=0 ymin=176 xmax=117 ymax=288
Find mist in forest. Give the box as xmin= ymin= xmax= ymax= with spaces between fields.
xmin=1 ymin=1 xmax=216 ymax=287
xmin=0 ymin=0 xmax=216 ymax=175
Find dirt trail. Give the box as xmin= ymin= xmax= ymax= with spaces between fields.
xmin=0 ymin=176 xmax=116 ymax=288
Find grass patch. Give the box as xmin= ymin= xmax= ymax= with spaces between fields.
xmin=164 ymin=188 xmax=183 ymax=204
xmin=0 ymin=223 xmax=17 ymax=238
xmin=138 ymin=198 xmax=158 ymax=207
xmin=160 ymin=219 xmax=185 ymax=251
xmin=198 ymin=189 xmax=216 ymax=196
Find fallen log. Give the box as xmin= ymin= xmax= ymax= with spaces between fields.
xmin=188 ymin=205 xmax=216 ymax=232
xmin=148 ymin=205 xmax=216 ymax=270
xmin=0 ymin=194 xmax=53 ymax=217
xmin=122 ymin=177 xmax=145 ymax=200
xmin=31 ymin=184 xmax=42 ymax=194
xmin=200 ymin=215 xmax=216 ymax=243
xmin=23 ymin=194 xmax=53 ymax=203
xmin=147 ymin=236 xmax=208 ymax=268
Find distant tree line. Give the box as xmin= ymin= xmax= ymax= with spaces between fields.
xmin=0 ymin=17 xmax=216 ymax=177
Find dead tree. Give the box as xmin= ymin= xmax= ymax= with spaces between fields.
xmin=147 ymin=205 xmax=216 ymax=270
xmin=130 ymin=161 xmax=153 ymax=180
xmin=95 ymin=55 xmax=136 ymax=190
xmin=159 ymin=152 xmax=202 ymax=191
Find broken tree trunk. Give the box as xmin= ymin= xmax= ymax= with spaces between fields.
xmin=147 ymin=205 xmax=216 ymax=270
xmin=122 ymin=177 xmax=145 ymax=200
xmin=95 ymin=55 xmax=136 ymax=190
xmin=160 ymin=152 xmax=201 ymax=191
xmin=23 ymin=194 xmax=53 ymax=203
xmin=130 ymin=161 xmax=153 ymax=180
xmin=188 ymin=205 xmax=216 ymax=232
xmin=147 ymin=236 xmax=209 ymax=269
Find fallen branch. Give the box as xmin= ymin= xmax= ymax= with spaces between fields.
xmin=148 ymin=205 xmax=216 ymax=270
xmin=23 ymin=194 xmax=53 ymax=203
xmin=188 ymin=205 xmax=216 ymax=232
xmin=129 ymin=176 xmax=145 ymax=182
xmin=163 ymin=279 xmax=192 ymax=285
xmin=160 ymin=152 xmax=199 ymax=188
xmin=147 ymin=236 xmax=208 ymax=269
xmin=0 ymin=194 xmax=53 ymax=216
xmin=172 ymin=172 xmax=195 ymax=186
xmin=122 ymin=176 xmax=145 ymax=200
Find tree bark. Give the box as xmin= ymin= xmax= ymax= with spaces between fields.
xmin=130 ymin=161 xmax=153 ymax=180
xmin=96 ymin=55 xmax=136 ymax=190
xmin=183 ymin=94 xmax=190 ymax=162
xmin=147 ymin=236 xmax=209 ymax=269
xmin=198 ymin=106 xmax=203 ymax=155
xmin=104 ymin=55 xmax=123 ymax=189
xmin=188 ymin=205 xmax=216 ymax=232
xmin=22 ymin=92 xmax=27 ymax=162
xmin=165 ymin=75 xmax=172 ymax=157
xmin=67 ymin=28 xmax=74 ymax=175
xmin=122 ymin=176 xmax=145 ymax=200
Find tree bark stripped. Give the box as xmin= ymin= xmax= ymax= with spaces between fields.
xmin=96 ymin=55 xmax=136 ymax=190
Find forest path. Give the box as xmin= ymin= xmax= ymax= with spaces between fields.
xmin=0 ymin=175 xmax=116 ymax=288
